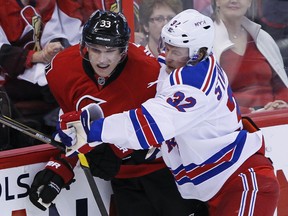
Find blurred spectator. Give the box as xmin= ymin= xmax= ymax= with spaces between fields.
xmin=136 ymin=0 xmax=183 ymax=57
xmin=57 ymin=0 xmax=122 ymax=46
xmin=256 ymin=0 xmax=288 ymax=41
xmin=192 ymin=0 xmax=213 ymax=16
xmin=255 ymin=0 xmax=288 ymax=73
xmin=0 ymin=0 xmax=68 ymax=148
xmin=57 ymin=0 xmax=83 ymax=46
xmin=58 ymin=0 xmax=142 ymax=46
xmin=212 ymin=0 xmax=288 ymax=114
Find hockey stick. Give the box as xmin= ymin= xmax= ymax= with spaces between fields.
xmin=116 ymin=0 xmax=122 ymax=12
xmin=78 ymin=153 xmax=108 ymax=216
xmin=0 ymin=114 xmax=65 ymax=151
xmin=0 ymin=114 xmax=108 ymax=216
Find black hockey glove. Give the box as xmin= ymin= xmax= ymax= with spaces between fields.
xmin=85 ymin=143 xmax=122 ymax=181
xmin=29 ymin=157 xmax=75 ymax=211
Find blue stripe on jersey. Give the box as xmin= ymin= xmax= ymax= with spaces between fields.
xmin=169 ymin=71 xmax=175 ymax=86
xmin=129 ymin=106 xmax=165 ymax=149
xmin=142 ymin=106 xmax=165 ymax=143
xmin=129 ymin=109 xmax=150 ymax=149
xmin=158 ymin=55 xmax=166 ymax=64
xmin=173 ymin=130 xmax=247 ymax=186
xmin=168 ymin=57 xmax=216 ymax=96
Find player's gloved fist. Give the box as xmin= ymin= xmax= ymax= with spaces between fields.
xmin=53 ymin=111 xmax=81 ymax=147
xmin=85 ymin=143 xmax=122 ymax=180
xmin=29 ymin=157 xmax=75 ymax=211
xmin=53 ymin=110 xmax=90 ymax=157
xmin=80 ymin=103 xmax=104 ymax=146
xmin=65 ymin=103 xmax=104 ymax=157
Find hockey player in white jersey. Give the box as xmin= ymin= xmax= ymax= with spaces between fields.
xmin=59 ymin=9 xmax=280 ymax=216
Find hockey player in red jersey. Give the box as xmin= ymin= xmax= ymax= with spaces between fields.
xmin=28 ymin=10 xmax=208 ymax=216
xmin=58 ymin=9 xmax=280 ymax=216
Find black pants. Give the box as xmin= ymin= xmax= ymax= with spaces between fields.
xmin=111 ymin=167 xmax=209 ymax=216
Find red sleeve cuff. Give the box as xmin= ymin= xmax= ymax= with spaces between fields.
xmin=25 ymin=50 xmax=36 ymax=68
xmin=45 ymin=157 xmax=75 ymax=185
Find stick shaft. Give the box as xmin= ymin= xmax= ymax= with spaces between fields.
xmin=117 ymin=0 xmax=122 ymax=12
xmin=0 ymin=115 xmax=65 ymax=151
xmin=78 ymin=154 xmax=108 ymax=216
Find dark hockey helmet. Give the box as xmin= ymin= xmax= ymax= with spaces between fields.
xmin=81 ymin=10 xmax=131 ymax=48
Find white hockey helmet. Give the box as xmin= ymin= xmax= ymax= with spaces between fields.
xmin=161 ymin=9 xmax=214 ymax=61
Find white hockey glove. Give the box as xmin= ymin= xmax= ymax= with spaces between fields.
xmin=54 ymin=104 xmax=104 ymax=157
xmin=54 ymin=111 xmax=80 ymax=147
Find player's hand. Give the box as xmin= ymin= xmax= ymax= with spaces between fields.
xmin=56 ymin=104 xmax=104 ymax=157
xmin=72 ymin=103 xmax=104 ymax=156
xmin=41 ymin=42 xmax=64 ymax=64
xmin=85 ymin=143 xmax=122 ymax=180
xmin=32 ymin=42 xmax=64 ymax=64
xmin=53 ymin=111 xmax=81 ymax=147
xmin=263 ymin=100 xmax=288 ymax=111
xmin=29 ymin=157 xmax=75 ymax=211
xmin=79 ymin=103 xmax=104 ymax=147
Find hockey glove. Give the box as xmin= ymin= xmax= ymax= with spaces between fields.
xmin=29 ymin=157 xmax=75 ymax=211
xmin=53 ymin=111 xmax=81 ymax=147
xmin=85 ymin=143 xmax=122 ymax=180
xmin=79 ymin=104 xmax=108 ymax=149
xmin=56 ymin=104 xmax=104 ymax=157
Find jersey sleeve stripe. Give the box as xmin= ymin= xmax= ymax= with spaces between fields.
xmin=204 ymin=66 xmax=217 ymax=96
xmin=172 ymin=130 xmax=247 ymax=186
xmin=129 ymin=109 xmax=150 ymax=149
xmin=129 ymin=106 xmax=165 ymax=149
xmin=170 ymin=68 xmax=183 ymax=86
xmin=157 ymin=53 xmax=166 ymax=64
xmin=135 ymin=108 xmax=159 ymax=145
xmin=201 ymin=55 xmax=216 ymax=94
xmin=174 ymin=68 xmax=182 ymax=85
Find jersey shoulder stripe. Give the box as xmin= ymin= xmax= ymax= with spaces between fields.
xmin=129 ymin=106 xmax=164 ymax=149
xmin=200 ymin=55 xmax=216 ymax=95
xmin=172 ymin=130 xmax=247 ymax=186
xmin=157 ymin=52 xmax=166 ymax=64
xmin=169 ymin=55 xmax=217 ymax=96
xmin=170 ymin=68 xmax=183 ymax=85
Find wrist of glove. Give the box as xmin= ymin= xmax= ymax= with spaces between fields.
xmin=29 ymin=157 xmax=75 ymax=211
xmin=85 ymin=143 xmax=122 ymax=181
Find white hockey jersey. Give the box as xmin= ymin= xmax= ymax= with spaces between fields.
xmin=89 ymin=54 xmax=263 ymax=201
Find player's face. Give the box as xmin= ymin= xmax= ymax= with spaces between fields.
xmin=165 ymin=43 xmax=189 ymax=74
xmin=87 ymin=44 xmax=123 ymax=77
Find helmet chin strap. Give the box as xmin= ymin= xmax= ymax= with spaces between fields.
xmin=119 ymin=49 xmax=128 ymax=63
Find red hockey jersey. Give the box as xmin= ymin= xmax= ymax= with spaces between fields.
xmin=46 ymin=43 xmax=165 ymax=178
